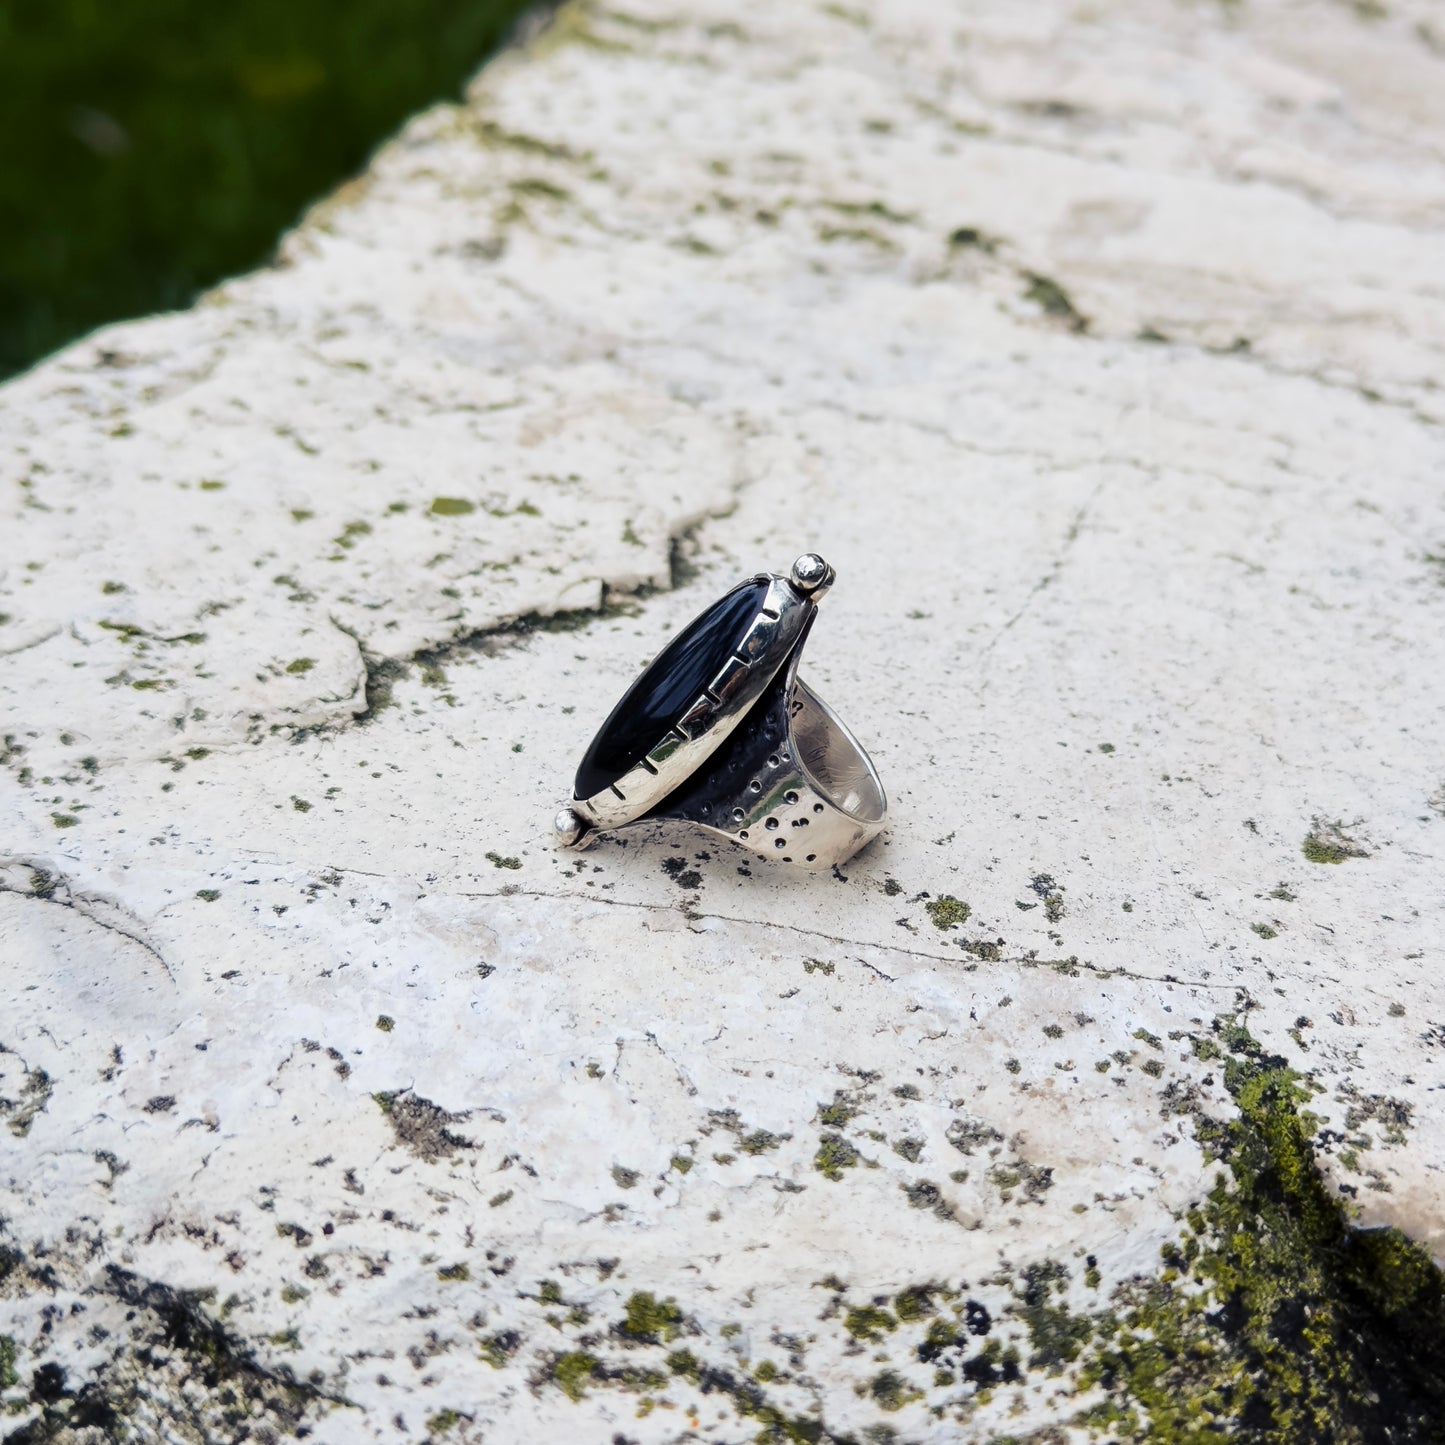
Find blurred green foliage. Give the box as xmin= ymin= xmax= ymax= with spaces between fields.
xmin=0 ymin=0 xmax=537 ymax=379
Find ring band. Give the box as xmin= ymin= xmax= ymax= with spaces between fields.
xmin=554 ymin=554 xmax=887 ymax=871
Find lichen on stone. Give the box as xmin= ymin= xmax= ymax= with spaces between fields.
xmin=1302 ymin=818 xmax=1369 ymax=864
xmin=924 ymin=895 xmax=971 ymax=930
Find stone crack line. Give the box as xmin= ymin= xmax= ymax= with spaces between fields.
xmin=0 ymin=856 xmax=175 ymax=982
xmin=976 ymin=474 xmax=1108 ymax=689
xmin=452 ymin=884 xmax=1243 ymax=992
xmin=297 ymin=514 xmax=734 ymax=738
xmin=0 ymin=625 xmax=61 ymax=658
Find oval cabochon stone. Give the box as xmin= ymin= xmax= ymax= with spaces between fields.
xmin=574 ymin=578 xmax=771 ymax=800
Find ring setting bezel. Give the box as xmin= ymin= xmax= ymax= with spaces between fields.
xmin=557 ymin=554 xmax=886 ymax=868
xmin=569 ymin=571 xmax=816 ymax=833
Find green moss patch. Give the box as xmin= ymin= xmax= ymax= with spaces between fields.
xmin=1302 ymin=819 xmax=1369 ymax=864
xmin=526 ymin=1014 xmax=1445 ymax=1439
xmin=844 ymin=1305 xmax=897 ymax=1341
xmin=1069 ymin=1016 xmax=1445 ymax=1440
xmin=617 ymin=1291 xmax=683 ymax=1345
xmin=551 ymin=1349 xmax=600 ymax=1400
xmin=739 ymin=1128 xmax=786 ymax=1155
xmin=813 ymin=1133 xmax=859 ymax=1180
xmin=924 ymin=895 xmax=971 ymax=930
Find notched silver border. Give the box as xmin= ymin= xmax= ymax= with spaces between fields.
xmin=571 ymin=573 xmax=812 ymax=831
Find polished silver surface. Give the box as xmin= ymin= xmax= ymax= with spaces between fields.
xmin=571 ymin=572 xmax=812 ymax=831
xmin=557 ymin=554 xmax=887 ymax=870
xmin=788 ymin=551 xmax=835 ymax=599
xmin=553 ymin=806 xmax=586 ymax=848
xmin=659 ymin=669 xmax=887 ymax=872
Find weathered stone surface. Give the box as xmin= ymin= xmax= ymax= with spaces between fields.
xmin=3 ymin=1 xmax=1445 ymax=1440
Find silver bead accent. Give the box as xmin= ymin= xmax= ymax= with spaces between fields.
xmin=789 ymin=552 xmax=834 ymax=599
xmin=553 ymin=806 xmax=587 ymax=848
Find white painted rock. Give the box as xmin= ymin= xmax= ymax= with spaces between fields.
xmin=3 ymin=1 xmax=1444 ymax=1440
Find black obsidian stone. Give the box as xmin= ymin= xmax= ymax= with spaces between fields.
xmin=575 ymin=578 xmax=770 ymax=801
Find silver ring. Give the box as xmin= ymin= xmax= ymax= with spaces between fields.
xmin=554 ymin=554 xmax=887 ymax=871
